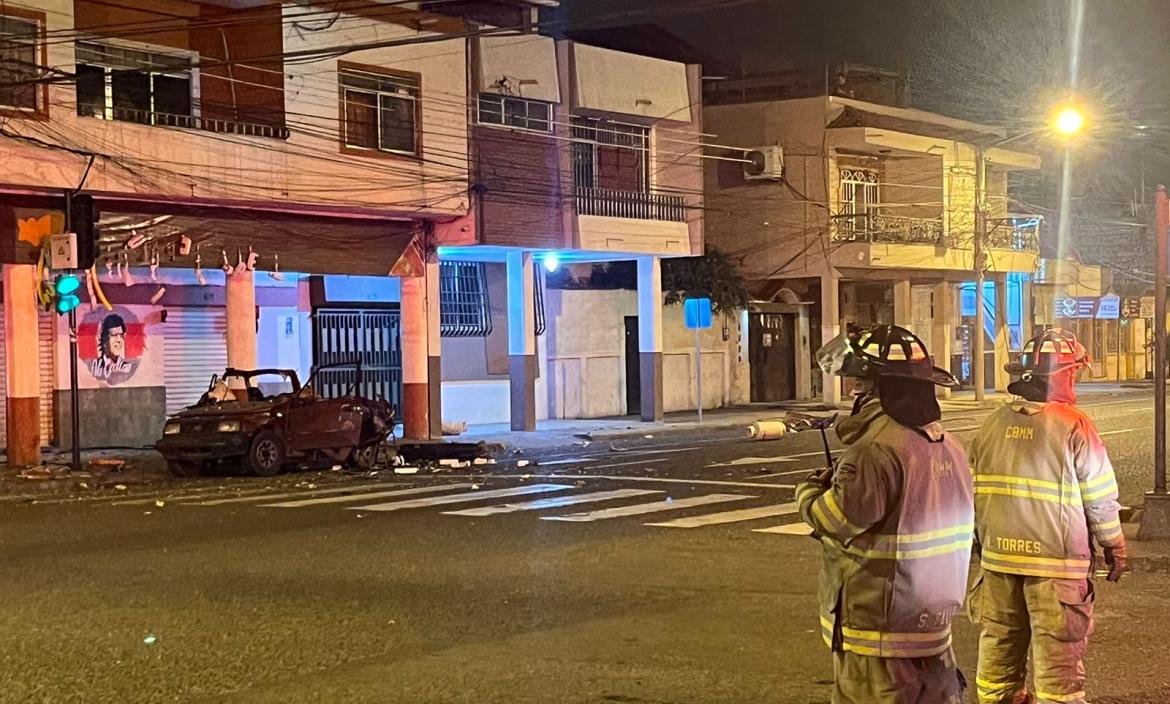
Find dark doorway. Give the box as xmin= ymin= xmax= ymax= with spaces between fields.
xmin=624 ymin=316 xmax=641 ymax=415
xmin=749 ymin=312 xmax=796 ymax=402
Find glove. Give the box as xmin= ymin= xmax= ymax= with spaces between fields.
xmin=1103 ymin=545 xmax=1128 ymax=582
xmin=806 ymin=467 xmax=834 ymax=488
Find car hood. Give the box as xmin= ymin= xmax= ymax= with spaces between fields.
xmin=171 ymin=400 xmax=283 ymax=420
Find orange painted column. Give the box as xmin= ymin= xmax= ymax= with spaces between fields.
xmin=3 ymin=265 xmax=41 ymax=466
xmin=226 ymin=270 xmax=257 ymax=371
xmin=401 ymin=260 xmax=441 ymax=440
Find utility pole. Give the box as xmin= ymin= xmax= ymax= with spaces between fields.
xmin=63 ymin=190 xmax=82 ymax=472
xmin=972 ymin=146 xmax=987 ymax=400
xmin=1140 ymin=185 xmax=1170 ymax=538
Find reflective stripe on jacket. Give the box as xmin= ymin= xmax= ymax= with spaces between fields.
xmin=797 ymin=401 xmax=974 ymax=659
xmin=970 ymin=400 xmax=1125 ymax=580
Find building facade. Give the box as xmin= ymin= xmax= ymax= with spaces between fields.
xmin=703 ymin=90 xmax=1041 ymax=403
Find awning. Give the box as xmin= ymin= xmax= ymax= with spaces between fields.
xmin=0 ymin=198 xmax=422 ymax=277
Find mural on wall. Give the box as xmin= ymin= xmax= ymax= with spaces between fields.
xmin=81 ymin=308 xmax=144 ymax=386
xmin=58 ymin=305 xmax=165 ymax=390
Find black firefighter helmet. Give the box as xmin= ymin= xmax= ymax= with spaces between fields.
xmin=816 ymin=324 xmax=958 ymax=387
xmin=1006 ymin=328 xmax=1090 ymax=378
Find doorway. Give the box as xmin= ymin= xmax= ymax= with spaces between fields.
xmin=624 ymin=316 xmax=641 ymax=415
xmin=749 ymin=312 xmax=796 ymax=402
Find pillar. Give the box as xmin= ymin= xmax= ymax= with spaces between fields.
xmin=402 ymin=260 xmax=441 ymax=440
xmin=225 ymin=270 xmax=257 ymax=370
xmin=821 ymin=269 xmax=842 ymax=406
xmin=931 ymin=282 xmax=955 ymax=399
xmin=637 ymin=256 xmax=663 ymax=422
xmin=3 ymin=265 xmax=41 ymax=466
xmin=892 ymin=280 xmax=912 ymax=327
xmin=795 ymin=305 xmax=813 ymax=399
xmin=993 ymin=273 xmax=1011 ymax=391
xmin=507 ymin=251 xmax=536 ymax=431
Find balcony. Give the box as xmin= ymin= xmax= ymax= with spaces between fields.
xmin=574 ymin=187 xmax=686 ymax=222
xmin=833 ymin=213 xmax=943 ymax=245
xmin=987 ymin=217 xmax=1041 ymax=252
xmin=85 ymin=107 xmax=291 ymax=140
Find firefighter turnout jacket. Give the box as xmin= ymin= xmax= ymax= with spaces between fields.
xmin=797 ymin=400 xmax=975 ymax=659
xmin=970 ymin=400 xmax=1125 ymax=579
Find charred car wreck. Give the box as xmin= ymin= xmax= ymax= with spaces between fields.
xmin=157 ymin=365 xmax=395 ymax=476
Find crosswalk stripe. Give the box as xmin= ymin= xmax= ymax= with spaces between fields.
xmin=541 ymin=493 xmax=752 ymax=523
xmin=349 ymin=483 xmax=573 ymax=512
xmin=133 ymin=482 xmax=408 ymax=507
xmin=443 ymin=488 xmax=662 ymax=517
xmin=753 ymin=523 xmax=814 ymax=535
xmin=706 ymin=456 xmax=799 ymax=467
xmin=261 ymin=483 xmax=475 ymax=508
xmin=645 ymin=502 xmax=798 ymax=528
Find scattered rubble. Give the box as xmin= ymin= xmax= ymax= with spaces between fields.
xmin=394 ymin=466 xmax=419 ymax=475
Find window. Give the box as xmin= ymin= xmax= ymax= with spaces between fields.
xmin=75 ymin=40 xmax=195 ymax=126
xmin=478 ymin=93 xmax=552 ymax=133
xmin=0 ymin=12 xmax=44 ymax=114
xmin=838 ymin=168 xmax=880 ymax=239
xmin=339 ymin=65 xmax=419 ymax=157
xmin=571 ymin=116 xmax=649 ymax=193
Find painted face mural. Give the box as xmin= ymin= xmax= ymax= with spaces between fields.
xmin=79 ymin=307 xmax=145 ymax=387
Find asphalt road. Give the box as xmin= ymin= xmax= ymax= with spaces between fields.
xmin=2 ymin=392 xmax=1168 ymax=703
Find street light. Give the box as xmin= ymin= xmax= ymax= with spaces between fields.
xmin=971 ymin=101 xmax=1090 ymax=400
xmin=1054 ymin=106 xmax=1086 ymax=137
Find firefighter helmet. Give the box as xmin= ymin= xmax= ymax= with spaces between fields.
xmin=816 ymin=324 xmax=958 ymax=386
xmin=1006 ymin=328 xmax=1089 ymax=377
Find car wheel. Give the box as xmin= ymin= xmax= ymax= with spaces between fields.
xmin=353 ymin=444 xmax=379 ymax=470
xmin=247 ymin=430 xmax=286 ymax=477
xmin=168 ymin=460 xmax=203 ymax=478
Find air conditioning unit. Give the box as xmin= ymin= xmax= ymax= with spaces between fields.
xmin=743 ymin=145 xmax=784 ymax=181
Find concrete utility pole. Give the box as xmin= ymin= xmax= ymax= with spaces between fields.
xmin=1139 ymin=185 xmax=1170 ymax=538
xmin=972 ymin=147 xmax=987 ymax=400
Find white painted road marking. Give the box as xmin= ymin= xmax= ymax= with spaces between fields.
xmin=646 ymin=502 xmax=798 ymax=528
xmin=443 ymin=488 xmax=662 ymax=517
xmin=260 ymin=484 xmax=474 ymax=508
xmin=188 ymin=482 xmax=416 ymax=507
xmin=706 ymin=456 xmax=799 ymax=467
xmin=1099 ymin=429 xmax=1136 ymax=437
xmin=350 ymin=484 xmax=573 ymax=512
xmin=754 ymin=523 xmax=815 ymax=535
xmin=542 ymin=493 xmax=751 ymax=523
xmin=441 ymin=474 xmax=795 ymax=490
xmin=946 ymin=426 xmax=983 ymax=432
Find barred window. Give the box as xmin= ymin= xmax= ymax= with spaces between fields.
xmin=0 ymin=13 xmax=43 ymax=113
xmin=440 ymin=262 xmax=492 ymax=337
xmin=478 ymin=93 xmax=552 ymax=133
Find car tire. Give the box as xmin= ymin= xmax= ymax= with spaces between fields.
xmin=247 ymin=430 xmax=286 ymax=477
xmin=168 ymin=460 xmax=203 ymax=478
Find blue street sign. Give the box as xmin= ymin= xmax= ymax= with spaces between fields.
xmin=684 ymin=297 xmax=713 ymax=329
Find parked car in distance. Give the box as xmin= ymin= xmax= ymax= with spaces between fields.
xmin=157 ymin=365 xmax=395 ymax=477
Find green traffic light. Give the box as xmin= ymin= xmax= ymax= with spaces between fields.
xmin=55 ymin=274 xmax=81 ymax=315
xmin=57 ymin=274 xmax=81 ymax=295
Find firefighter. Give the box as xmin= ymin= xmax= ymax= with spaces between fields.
xmin=969 ymin=328 xmax=1127 ymax=704
xmin=798 ymin=324 xmax=973 ymax=704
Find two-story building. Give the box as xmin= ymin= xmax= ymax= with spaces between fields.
xmin=704 ymin=82 xmax=1041 ymax=404
xmin=0 ymin=0 xmax=476 ymax=463
xmin=427 ymin=30 xmax=717 ymax=430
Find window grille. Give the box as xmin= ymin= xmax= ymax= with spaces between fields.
xmin=439 ymin=262 xmax=492 ymax=337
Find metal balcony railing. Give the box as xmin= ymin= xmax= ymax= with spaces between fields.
xmin=98 ymin=107 xmax=291 ymax=140
xmin=575 ymin=187 xmax=687 ymax=223
xmin=834 ymin=213 xmax=944 ymax=245
xmin=987 ymin=217 xmax=1041 ymax=252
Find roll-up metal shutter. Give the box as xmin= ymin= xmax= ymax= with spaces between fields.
xmin=163 ymin=308 xmax=227 ymax=416
xmin=37 ymin=312 xmax=55 ymax=446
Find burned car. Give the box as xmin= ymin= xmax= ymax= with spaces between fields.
xmin=157 ymin=365 xmax=395 ymax=477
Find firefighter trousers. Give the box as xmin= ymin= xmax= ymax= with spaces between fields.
xmin=831 ymin=647 xmax=965 ymax=704
xmin=968 ymin=569 xmax=1095 ymax=704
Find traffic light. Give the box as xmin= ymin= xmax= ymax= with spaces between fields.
xmin=55 ymin=274 xmax=81 ymax=315
xmin=69 ymin=193 xmax=97 ymax=270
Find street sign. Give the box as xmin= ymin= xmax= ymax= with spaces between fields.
xmin=1123 ymin=297 xmax=1143 ymax=319
xmin=49 ymin=232 xmax=78 ymax=269
xmin=1096 ymin=294 xmax=1121 ymax=320
xmin=1142 ymin=296 xmax=1156 ymax=319
xmin=684 ymin=297 xmax=713 ymax=329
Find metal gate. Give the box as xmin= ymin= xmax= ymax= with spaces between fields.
xmin=313 ymin=308 xmax=401 ymax=409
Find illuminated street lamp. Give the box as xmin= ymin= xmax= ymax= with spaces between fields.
xmin=1053 ymin=105 xmax=1087 ymax=137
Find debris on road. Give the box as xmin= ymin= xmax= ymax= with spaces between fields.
xmin=394 ymin=466 xmax=419 ymax=475
xmin=517 ymin=459 xmax=531 ymax=468
xmin=143 ymin=635 xmax=157 ymax=645
xmin=441 ymin=421 xmax=467 ymax=436
xmin=17 ymin=467 xmax=55 ymax=480
xmin=114 ymin=484 xmax=128 ymax=491
xmin=749 ymin=421 xmax=787 ymax=440
xmin=154 ymin=500 xmax=166 ymax=508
